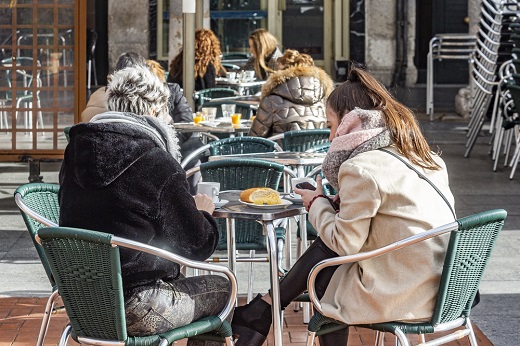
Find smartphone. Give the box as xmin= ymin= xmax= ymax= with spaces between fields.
xmin=295 ymin=182 xmax=316 ymax=191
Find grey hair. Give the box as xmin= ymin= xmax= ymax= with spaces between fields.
xmin=106 ymin=66 xmax=170 ymax=119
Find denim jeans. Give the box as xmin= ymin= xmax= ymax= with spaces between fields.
xmin=125 ymin=275 xmax=231 ymax=346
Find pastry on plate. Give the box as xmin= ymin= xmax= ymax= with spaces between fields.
xmin=240 ymin=187 xmax=282 ymax=205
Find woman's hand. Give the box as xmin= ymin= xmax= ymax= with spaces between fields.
xmin=294 ymin=176 xmax=325 ymax=211
xmin=193 ymin=194 xmax=215 ymax=214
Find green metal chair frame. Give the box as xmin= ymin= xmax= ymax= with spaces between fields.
xmin=13 ymin=183 xmax=61 ymax=346
xmin=200 ymin=99 xmax=258 ymax=120
xmin=193 ymin=87 xmax=239 ymax=109
xmin=268 ymin=129 xmax=331 ymax=152
xmin=186 ymin=158 xmax=296 ymax=302
xmin=305 ymin=209 xmax=507 ymax=346
xmin=180 ymin=136 xmax=282 ymax=169
xmin=37 ymin=226 xmax=237 ymax=346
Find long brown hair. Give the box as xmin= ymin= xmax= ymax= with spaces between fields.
xmin=169 ymin=28 xmax=223 ymax=81
xmin=249 ymin=28 xmax=279 ymax=78
xmin=327 ymin=67 xmax=440 ymax=170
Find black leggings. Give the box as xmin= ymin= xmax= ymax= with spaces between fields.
xmin=278 ymin=237 xmax=339 ymax=309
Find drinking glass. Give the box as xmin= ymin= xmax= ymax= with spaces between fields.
xmin=231 ymin=113 xmax=242 ymax=125
xmin=202 ymin=107 xmax=217 ymax=122
xmin=221 ymin=104 xmax=236 ymax=120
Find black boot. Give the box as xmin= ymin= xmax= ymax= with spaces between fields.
xmin=232 ymin=294 xmax=272 ymax=346
xmin=317 ymin=328 xmax=349 ymax=346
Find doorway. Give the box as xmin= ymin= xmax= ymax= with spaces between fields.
xmin=416 ymin=0 xmax=470 ymax=84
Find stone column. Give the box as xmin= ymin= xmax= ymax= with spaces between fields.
xmin=468 ymin=0 xmax=482 ymax=36
xmin=365 ymin=0 xmax=396 ymax=85
xmin=108 ymin=0 xmax=149 ymax=71
xmin=169 ymin=0 xmax=184 ymax=63
xmin=365 ymin=0 xmax=417 ymax=87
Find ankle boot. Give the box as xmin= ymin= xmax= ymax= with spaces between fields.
xmin=317 ymin=327 xmax=349 ymax=346
xmin=232 ymin=294 xmax=272 ymax=346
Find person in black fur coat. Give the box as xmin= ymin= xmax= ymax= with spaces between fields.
xmin=59 ymin=66 xmax=230 ymax=345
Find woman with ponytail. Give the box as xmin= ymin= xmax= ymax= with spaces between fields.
xmin=231 ymin=67 xmax=455 ymax=346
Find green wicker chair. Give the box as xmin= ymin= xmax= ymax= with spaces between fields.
xmin=37 ymin=226 xmax=237 ymax=346
xmin=63 ymin=126 xmax=71 ymax=142
xmin=13 ymin=183 xmax=61 ymax=346
xmin=180 ymin=136 xmax=282 ymax=169
xmin=186 ymin=158 xmax=296 ymax=302
xmin=193 ymin=87 xmax=239 ymax=109
xmin=305 ymin=209 xmax=507 ymax=346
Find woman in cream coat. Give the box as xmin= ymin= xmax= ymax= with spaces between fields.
xmin=230 ymin=67 xmax=456 ymax=346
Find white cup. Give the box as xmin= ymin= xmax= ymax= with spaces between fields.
xmin=244 ymin=70 xmax=255 ymax=81
xmin=198 ymin=182 xmax=220 ymax=203
xmin=291 ymin=178 xmax=317 ymax=191
xmin=226 ymin=71 xmax=237 ymax=81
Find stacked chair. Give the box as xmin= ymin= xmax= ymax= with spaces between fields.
xmin=464 ymin=0 xmax=519 ymax=158
xmin=466 ymin=8 xmax=520 ymax=179
xmin=426 ymin=34 xmax=477 ymax=120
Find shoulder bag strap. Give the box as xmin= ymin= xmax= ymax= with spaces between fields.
xmin=379 ymin=148 xmax=456 ymax=219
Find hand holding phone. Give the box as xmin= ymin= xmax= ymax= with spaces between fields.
xmin=295 ymin=182 xmax=316 ymax=191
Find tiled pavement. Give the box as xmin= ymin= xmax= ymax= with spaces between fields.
xmin=0 ymin=296 xmax=493 ymax=346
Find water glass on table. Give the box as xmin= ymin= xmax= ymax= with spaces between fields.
xmin=202 ymin=107 xmax=217 ymax=122
xmin=221 ymin=104 xmax=236 ymax=122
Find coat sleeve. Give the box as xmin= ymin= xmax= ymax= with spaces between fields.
xmin=248 ymin=96 xmax=276 ymax=137
xmin=80 ymin=88 xmax=107 ymax=122
xmin=158 ymin=167 xmax=219 ymax=261
xmin=168 ymin=83 xmax=193 ymax=144
xmin=309 ymin=161 xmax=381 ymax=256
xmin=203 ymin=63 xmax=217 ymax=89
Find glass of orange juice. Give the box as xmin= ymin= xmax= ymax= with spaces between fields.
xmin=231 ymin=113 xmax=242 ymax=125
xmin=193 ymin=112 xmax=203 ymax=124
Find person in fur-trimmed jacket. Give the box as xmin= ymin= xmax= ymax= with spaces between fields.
xmin=248 ymin=49 xmax=334 ymax=138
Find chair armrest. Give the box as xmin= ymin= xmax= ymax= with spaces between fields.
xmin=180 ymin=143 xmax=211 ymax=169
xmin=267 ymin=133 xmax=284 ymax=141
xmin=307 ymin=221 xmax=459 ymax=315
xmin=14 ymin=193 xmax=58 ymax=227
xmin=283 ymin=166 xmax=297 ymax=179
xmin=305 ymin=165 xmax=322 ymax=179
xmin=111 ymin=236 xmax=237 ymax=322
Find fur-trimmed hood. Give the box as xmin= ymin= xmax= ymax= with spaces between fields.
xmin=261 ymin=65 xmax=334 ymax=102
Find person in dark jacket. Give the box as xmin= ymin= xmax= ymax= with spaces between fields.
xmin=248 ymin=49 xmax=334 ymax=138
xmin=59 ymin=65 xmax=230 ymax=344
xmin=167 ymin=28 xmax=224 ymax=91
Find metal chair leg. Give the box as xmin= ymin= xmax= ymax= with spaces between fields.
xmin=58 ymin=324 xmax=72 ymax=346
xmin=37 ymin=290 xmax=60 ymax=346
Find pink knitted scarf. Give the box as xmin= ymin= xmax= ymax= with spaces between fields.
xmin=322 ymin=108 xmax=391 ymax=190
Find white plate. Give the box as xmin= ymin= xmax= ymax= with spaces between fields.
xmin=200 ymin=121 xmax=221 ymax=127
xmin=219 ymin=117 xmax=232 ymax=124
xmin=283 ymin=193 xmax=303 ymax=204
xmin=214 ymin=199 xmax=229 ymax=208
xmin=238 ymin=199 xmax=293 ymax=209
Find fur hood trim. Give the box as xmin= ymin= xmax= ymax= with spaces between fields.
xmin=261 ymin=65 xmax=334 ymax=98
